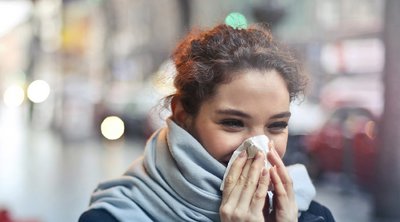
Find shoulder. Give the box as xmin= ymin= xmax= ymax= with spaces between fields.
xmin=79 ymin=208 xmax=119 ymax=222
xmin=299 ymin=200 xmax=335 ymax=222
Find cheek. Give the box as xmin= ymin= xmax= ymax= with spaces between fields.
xmin=194 ymin=128 xmax=245 ymax=162
xmin=203 ymin=133 xmax=243 ymax=158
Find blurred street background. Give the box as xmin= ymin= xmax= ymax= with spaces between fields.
xmin=1 ymin=0 xmax=400 ymax=222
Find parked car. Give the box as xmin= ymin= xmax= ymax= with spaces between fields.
xmin=283 ymin=100 xmax=326 ymax=166
xmin=303 ymin=106 xmax=378 ymax=188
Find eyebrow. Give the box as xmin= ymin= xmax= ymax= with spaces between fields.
xmin=271 ymin=112 xmax=291 ymax=119
xmin=216 ymin=109 xmax=251 ymax=118
xmin=215 ymin=109 xmax=291 ymax=119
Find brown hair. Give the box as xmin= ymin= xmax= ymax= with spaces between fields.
xmin=169 ymin=24 xmax=307 ymax=116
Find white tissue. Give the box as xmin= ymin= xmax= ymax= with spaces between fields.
xmin=220 ymin=135 xmax=271 ymax=191
xmin=287 ymin=164 xmax=316 ymax=211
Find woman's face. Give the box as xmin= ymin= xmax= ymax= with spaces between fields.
xmin=188 ymin=69 xmax=290 ymax=165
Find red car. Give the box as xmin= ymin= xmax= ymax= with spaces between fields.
xmin=304 ymin=106 xmax=378 ymax=188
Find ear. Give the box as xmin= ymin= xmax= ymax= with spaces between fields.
xmin=171 ymin=96 xmax=190 ymax=128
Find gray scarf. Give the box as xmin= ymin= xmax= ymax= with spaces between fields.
xmin=87 ymin=119 xmax=315 ymax=221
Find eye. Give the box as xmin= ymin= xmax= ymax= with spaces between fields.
xmin=219 ymin=119 xmax=244 ymax=131
xmin=268 ymin=121 xmax=288 ymax=133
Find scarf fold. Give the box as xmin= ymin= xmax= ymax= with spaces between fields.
xmin=88 ymin=119 xmax=315 ymax=221
xmin=89 ymin=119 xmax=225 ymax=221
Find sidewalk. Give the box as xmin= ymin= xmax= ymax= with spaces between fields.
xmin=314 ymin=173 xmax=373 ymax=222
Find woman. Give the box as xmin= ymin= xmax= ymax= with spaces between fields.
xmin=79 ymin=22 xmax=335 ymax=222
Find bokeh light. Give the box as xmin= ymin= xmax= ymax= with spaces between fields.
xmin=3 ymin=85 xmax=25 ymax=107
xmin=100 ymin=116 xmax=125 ymax=140
xmin=27 ymin=80 xmax=50 ymax=103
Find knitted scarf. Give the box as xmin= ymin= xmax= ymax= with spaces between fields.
xmin=87 ymin=119 xmax=315 ymax=221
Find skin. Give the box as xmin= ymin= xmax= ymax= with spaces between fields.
xmin=172 ymin=69 xmax=298 ymax=221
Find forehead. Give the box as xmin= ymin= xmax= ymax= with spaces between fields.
xmin=217 ymin=69 xmax=288 ymax=99
xmin=203 ymin=69 xmax=290 ymax=112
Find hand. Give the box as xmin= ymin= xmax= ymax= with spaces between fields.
xmin=220 ymin=150 xmax=270 ymax=222
xmin=264 ymin=141 xmax=298 ymax=222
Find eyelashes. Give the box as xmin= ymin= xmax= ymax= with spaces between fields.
xmin=219 ymin=119 xmax=288 ymax=132
xmin=268 ymin=121 xmax=288 ymax=132
xmin=219 ymin=119 xmax=244 ymax=128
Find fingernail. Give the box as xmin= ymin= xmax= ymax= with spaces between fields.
xmin=255 ymin=150 xmax=263 ymax=160
xmin=262 ymin=167 xmax=268 ymax=176
xmin=270 ymin=140 xmax=275 ymax=150
xmin=270 ymin=165 xmax=276 ymax=173
xmin=270 ymin=141 xmax=279 ymax=155
xmin=239 ymin=150 xmax=246 ymax=158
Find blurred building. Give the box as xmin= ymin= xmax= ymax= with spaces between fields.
xmin=0 ymin=0 xmax=385 ymax=139
xmin=275 ymin=0 xmax=384 ymax=116
xmin=0 ymin=0 xmax=183 ymax=141
xmin=55 ymin=0 xmax=180 ymax=140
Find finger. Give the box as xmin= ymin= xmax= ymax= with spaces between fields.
xmin=221 ymin=151 xmax=250 ymax=204
xmin=270 ymin=164 xmax=298 ymax=216
xmin=222 ymin=150 xmax=247 ymax=194
xmin=267 ymin=141 xmax=285 ymax=169
xmin=236 ymin=151 xmax=266 ymax=209
xmin=250 ymin=167 xmax=270 ymax=214
xmin=267 ymin=141 xmax=295 ymax=199
xmin=220 ymin=157 xmax=253 ymax=221
xmin=270 ymin=165 xmax=288 ymax=209
xmin=224 ymin=158 xmax=253 ymax=205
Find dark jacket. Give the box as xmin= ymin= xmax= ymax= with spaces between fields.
xmin=299 ymin=201 xmax=335 ymax=222
xmin=79 ymin=200 xmax=335 ymax=222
